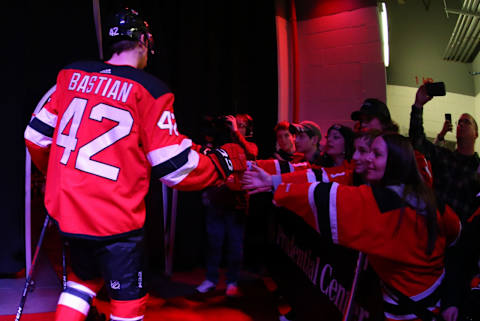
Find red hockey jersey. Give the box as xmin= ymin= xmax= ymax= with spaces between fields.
xmin=25 ymin=61 xmax=224 ymax=239
xmin=273 ymin=182 xmax=460 ymax=320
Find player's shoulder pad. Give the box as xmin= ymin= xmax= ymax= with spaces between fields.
xmin=63 ymin=60 xmax=171 ymax=99
xmin=370 ymin=186 xmax=404 ymax=213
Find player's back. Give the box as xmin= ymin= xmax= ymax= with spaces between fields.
xmin=44 ymin=61 xmax=171 ymax=239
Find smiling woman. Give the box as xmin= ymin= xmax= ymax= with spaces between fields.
xmin=243 ymin=133 xmax=460 ymax=321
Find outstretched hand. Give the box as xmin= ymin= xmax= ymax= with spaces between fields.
xmin=241 ymin=164 xmax=273 ymax=194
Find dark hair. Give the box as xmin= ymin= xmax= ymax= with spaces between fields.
xmin=110 ymin=40 xmax=139 ymax=56
xmin=274 ymin=121 xmax=290 ymax=134
xmin=380 ymin=134 xmax=438 ymax=255
xmin=320 ymin=124 xmax=354 ymax=167
xmin=354 ymin=128 xmax=381 ymax=145
xmin=236 ymin=113 xmax=253 ymax=137
xmin=382 ymin=120 xmax=400 ymax=133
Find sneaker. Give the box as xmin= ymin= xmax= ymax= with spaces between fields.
xmin=226 ymin=282 xmax=240 ymax=297
xmin=195 ymin=279 xmax=216 ymax=293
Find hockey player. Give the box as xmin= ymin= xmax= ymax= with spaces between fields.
xmin=24 ymin=8 xmax=246 ymax=321
xmin=243 ymin=134 xmax=460 ymax=321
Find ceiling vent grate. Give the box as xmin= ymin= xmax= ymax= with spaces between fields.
xmin=443 ymin=0 xmax=480 ymax=63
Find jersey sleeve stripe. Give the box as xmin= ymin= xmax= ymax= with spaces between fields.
xmin=306 ymin=169 xmax=317 ymax=183
xmin=36 ymin=107 xmax=58 ymax=127
xmin=24 ymin=125 xmax=53 ymax=147
xmin=160 ymin=150 xmax=199 ymax=186
xmin=273 ymin=159 xmax=281 ymax=175
xmin=279 ymin=160 xmax=291 ymax=174
xmin=313 ymin=169 xmax=323 ymax=182
xmin=151 ymin=147 xmax=190 ymax=179
xmin=313 ymin=182 xmax=334 ymax=241
xmin=308 ymin=182 xmax=320 ymax=232
xmin=329 ymin=182 xmax=339 ymax=243
xmin=29 ymin=117 xmax=55 ymax=138
xmin=321 ymin=167 xmax=329 ymax=182
xmin=147 ymin=138 xmax=192 ymax=166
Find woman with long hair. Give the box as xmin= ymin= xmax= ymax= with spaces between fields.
xmin=320 ymin=124 xmax=355 ymax=168
xmin=242 ymin=133 xmax=460 ymax=321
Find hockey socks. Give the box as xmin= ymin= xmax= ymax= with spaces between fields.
xmin=55 ymin=275 xmax=103 ymax=321
xmin=110 ymin=295 xmax=148 ymax=321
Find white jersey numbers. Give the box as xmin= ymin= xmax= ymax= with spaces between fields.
xmin=55 ymin=97 xmax=134 ymax=181
xmin=57 ymin=98 xmax=87 ymax=164
xmin=157 ymin=110 xmax=179 ymax=136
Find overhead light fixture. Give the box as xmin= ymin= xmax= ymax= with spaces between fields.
xmin=378 ymin=2 xmax=390 ymax=67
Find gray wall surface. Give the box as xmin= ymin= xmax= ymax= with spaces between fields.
xmin=387 ymin=0 xmax=474 ymax=96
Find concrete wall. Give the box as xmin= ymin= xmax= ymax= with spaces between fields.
xmin=386 ymin=0 xmax=480 ymax=152
xmin=387 ymin=0 xmax=472 ymax=96
xmin=297 ymin=6 xmax=386 ymax=134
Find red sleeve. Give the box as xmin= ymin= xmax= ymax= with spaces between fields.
xmin=275 ymin=182 xmax=455 ymax=264
xmin=256 ymin=159 xmax=282 ymax=175
xmin=280 ymin=169 xmax=317 ymax=184
xmin=273 ymin=182 xmax=321 ymax=232
xmin=139 ymin=92 xmax=223 ymax=190
xmin=25 ymin=141 xmax=50 ymax=174
xmin=232 ymin=131 xmax=258 ymax=160
xmin=320 ymin=163 xmax=354 ymax=185
xmin=24 ymin=82 xmax=61 ymax=175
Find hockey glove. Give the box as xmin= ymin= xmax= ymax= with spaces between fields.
xmin=207 ymin=143 xmax=247 ymax=180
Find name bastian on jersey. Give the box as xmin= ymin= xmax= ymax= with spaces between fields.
xmin=24 ymin=61 xmax=224 ymax=239
xmin=67 ymin=72 xmax=133 ymax=103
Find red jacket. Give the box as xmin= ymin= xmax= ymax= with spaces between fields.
xmin=273 ymin=182 xmax=460 ymax=320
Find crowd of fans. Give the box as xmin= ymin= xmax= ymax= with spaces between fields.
xmin=22 ymin=7 xmax=480 ymax=321
xmin=203 ymin=83 xmax=480 ymax=321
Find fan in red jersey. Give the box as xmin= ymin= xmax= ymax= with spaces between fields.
xmin=243 ymin=133 xmax=460 ymax=321
xmin=24 ymin=8 xmax=245 ymax=321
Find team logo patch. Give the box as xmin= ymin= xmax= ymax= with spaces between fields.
xmin=110 ymin=280 xmax=121 ymax=290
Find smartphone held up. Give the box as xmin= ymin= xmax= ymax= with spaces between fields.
xmin=425 ymin=82 xmax=446 ymax=97
xmin=445 ymin=113 xmax=452 ymax=123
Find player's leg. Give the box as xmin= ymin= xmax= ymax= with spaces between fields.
xmin=100 ymin=233 xmax=148 ymax=321
xmin=55 ymin=239 xmax=104 ymax=321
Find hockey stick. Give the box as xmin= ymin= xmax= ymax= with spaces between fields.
xmin=61 ymin=241 xmax=67 ymax=290
xmin=25 ymin=84 xmax=56 ymax=274
xmin=14 ymin=215 xmax=50 ymax=321
xmin=162 ymin=184 xmax=178 ymax=276
xmin=92 ymin=0 xmax=103 ymax=60
xmin=166 ymin=189 xmax=178 ymax=276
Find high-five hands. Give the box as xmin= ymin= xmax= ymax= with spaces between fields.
xmin=241 ymin=164 xmax=274 ymax=194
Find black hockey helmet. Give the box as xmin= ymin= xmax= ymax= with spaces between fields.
xmin=104 ymin=8 xmax=154 ymax=54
